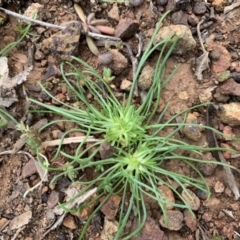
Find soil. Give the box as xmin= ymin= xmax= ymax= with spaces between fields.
xmin=1 ymin=0 xmax=240 ymax=240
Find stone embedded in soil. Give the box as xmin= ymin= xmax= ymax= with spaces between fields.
xmin=196 ymin=152 xmax=218 ymax=176
xmin=183 ymin=113 xmax=201 ymax=141
xmin=212 ymin=0 xmax=227 ymax=12
xmin=222 ymin=224 xmax=235 ymax=239
xmin=108 ymin=3 xmax=119 ymax=21
xmin=109 ymin=49 xmax=128 ymax=75
xmin=193 ymin=2 xmax=207 ymax=15
xmin=188 ymin=14 xmax=199 ymax=27
xmin=208 ymin=43 xmax=231 ymax=75
xmin=219 ymin=78 xmax=240 ymax=96
xmin=217 ymin=70 xmax=231 ymax=82
xmin=101 ymin=195 xmax=121 ymax=220
xmin=171 ymin=11 xmax=189 ymax=25
xmin=195 ymin=189 xmax=208 ymax=200
xmin=115 ymin=17 xmax=139 ymax=40
xmin=199 ymin=88 xmax=214 ymax=103
xmin=214 ymin=88 xmax=230 ymax=102
xmin=154 ymin=25 xmax=196 ymax=55
xmin=183 ymin=209 xmax=197 ymax=232
xmin=202 ymin=212 xmax=213 ymax=222
xmin=34 ymin=50 xmax=45 ymax=61
xmin=74 ymin=197 xmax=98 ymax=221
xmin=159 ymin=210 xmax=183 ymax=231
xmin=131 ymin=217 xmax=168 ymax=240
xmin=120 ymin=79 xmax=132 ymax=91
xmin=9 ymin=210 xmax=32 ymax=230
xmin=156 ymin=0 xmax=168 ymax=5
xmin=217 ymin=102 xmax=240 ymax=126
xmin=23 ymin=3 xmax=44 ymax=24
xmin=138 ymin=65 xmax=154 ymax=90
xmin=63 ymin=215 xmax=77 ymax=229
xmin=158 ymin=185 xmax=175 ymax=210
xmin=214 ymin=181 xmax=225 ymax=193
xmin=157 ymin=97 xmax=166 ymax=113
xmin=47 ymin=190 xmax=60 ymax=209
xmin=203 ymin=197 xmax=221 ymax=208
xmin=181 ymin=189 xmax=200 ymax=211
xmin=101 ymin=217 xmax=118 ymax=240
xmin=129 ymin=0 xmax=144 ymax=6
xmin=21 ymin=159 xmax=38 ymax=178
xmin=99 ymin=142 xmax=115 ymax=159
xmin=98 ymin=52 xmax=113 ymax=66
xmin=178 ymin=91 xmax=189 ymax=100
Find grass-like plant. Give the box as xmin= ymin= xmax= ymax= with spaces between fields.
xmin=29 ymin=11 xmax=233 ymax=240
xmin=0 ymin=22 xmax=32 ymax=57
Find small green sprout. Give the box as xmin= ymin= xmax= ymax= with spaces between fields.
xmin=16 ymin=122 xmax=42 ymax=152
xmin=103 ymin=67 xmax=115 ymax=83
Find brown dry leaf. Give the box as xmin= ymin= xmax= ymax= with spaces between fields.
xmin=195 ymin=51 xmax=210 ymax=81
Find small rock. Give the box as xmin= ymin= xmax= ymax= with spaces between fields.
xmin=0 ymin=218 xmax=8 ymax=229
xmin=212 ymin=0 xmax=227 ymax=12
xmin=230 ymin=202 xmax=239 ymax=211
xmin=21 ymin=159 xmax=38 ymax=178
xmin=202 ymin=212 xmax=213 ymax=222
xmin=178 ymin=91 xmax=189 ymax=100
xmin=63 ymin=215 xmax=77 ymax=229
xmin=196 ymin=151 xmax=218 ymax=176
xmin=109 ymin=49 xmax=128 ymax=75
xmin=108 ymin=3 xmax=119 ymax=21
xmin=158 ymin=185 xmax=175 ymax=210
xmin=184 ymin=209 xmax=197 ymax=232
xmin=74 ymin=197 xmax=98 ymax=221
xmin=52 ymin=129 xmax=63 ymax=139
xmin=222 ymin=224 xmax=235 ymax=239
xmin=156 ymin=0 xmax=168 ymax=5
xmin=99 ymin=142 xmax=115 ymax=159
xmin=131 ymin=216 xmax=168 ymax=240
xmin=220 ymin=143 xmax=232 ymax=159
xmin=120 ymin=79 xmax=132 ymax=91
xmin=129 ymin=0 xmax=144 ymax=6
xmin=23 ymin=3 xmax=44 ymax=24
xmin=225 ymin=187 xmax=233 ymax=197
xmin=34 ymin=50 xmax=45 ymax=61
xmin=219 ymin=78 xmax=240 ymax=96
xmin=47 ymin=190 xmax=59 ymax=209
xmin=157 ymin=97 xmax=166 ymax=113
xmin=98 ymin=52 xmax=113 ymax=65
xmin=9 ymin=211 xmax=32 ymax=230
xmin=195 ymin=189 xmax=208 ymax=200
xmin=101 ymin=217 xmax=118 ymax=240
xmin=217 ymin=102 xmax=240 ymax=126
xmin=217 ymin=70 xmax=231 ymax=82
xmin=182 ymin=189 xmax=200 ymax=211
xmin=208 ymin=43 xmax=231 ymax=75
xmin=171 ymin=10 xmax=189 ymax=25
xmin=203 ymin=197 xmax=221 ymax=208
xmin=199 ymin=86 xmax=216 ymax=103
xmin=138 ymin=65 xmax=154 ymax=90
xmin=188 ymin=14 xmax=199 ymax=27
xmin=183 ymin=113 xmax=201 ymax=141
xmin=193 ymin=2 xmax=207 ymax=15
xmin=154 ymin=25 xmax=196 ymax=55
xmin=214 ymin=88 xmax=230 ymax=102
xmin=159 ymin=210 xmax=183 ymax=231
xmin=214 ymin=181 xmax=225 ymax=193
xmin=101 ymin=195 xmax=121 ymax=220
xmin=115 ymin=18 xmax=139 ymax=40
